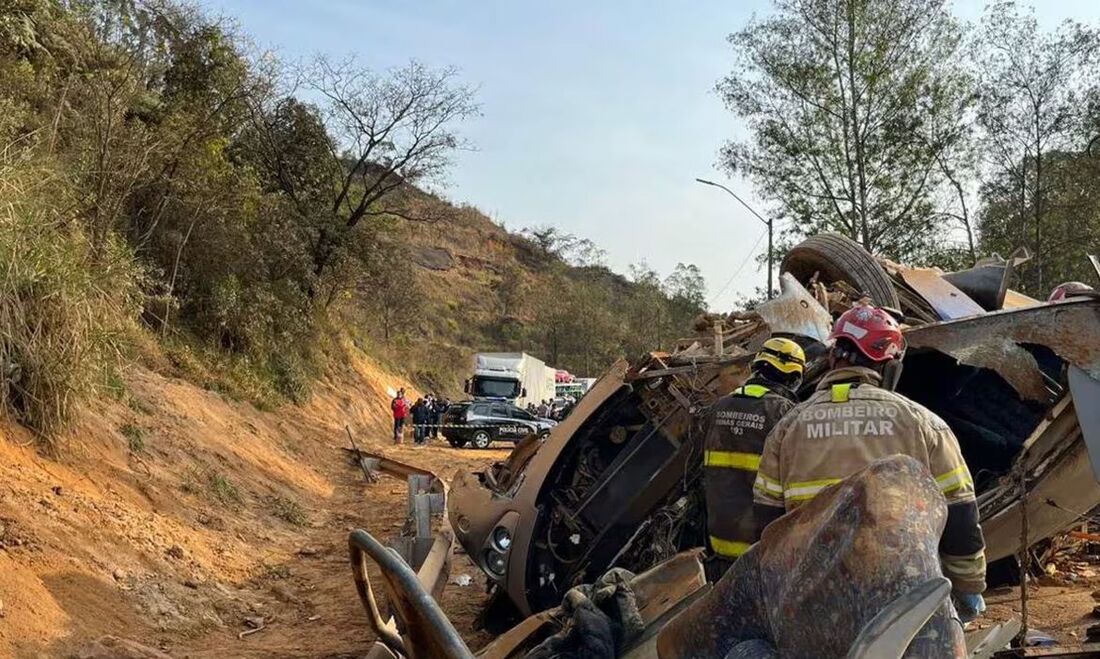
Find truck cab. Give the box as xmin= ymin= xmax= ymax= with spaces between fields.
xmin=468 ymin=373 xmax=523 ymax=400
xmin=465 ymin=352 xmax=555 ymax=409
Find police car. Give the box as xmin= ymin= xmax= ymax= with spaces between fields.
xmin=442 ymin=401 xmax=556 ymax=449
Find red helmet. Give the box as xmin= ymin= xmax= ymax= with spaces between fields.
xmin=1048 ymin=281 xmax=1093 ymax=302
xmin=829 ymin=305 xmax=905 ymax=362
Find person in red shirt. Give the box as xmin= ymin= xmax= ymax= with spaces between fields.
xmin=391 ymin=389 xmax=409 ymax=444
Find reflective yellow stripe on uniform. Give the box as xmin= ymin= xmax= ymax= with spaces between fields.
xmin=753 ymin=472 xmax=784 ymax=496
xmin=784 ymin=477 xmax=843 ymax=502
xmin=704 ymin=450 xmax=761 ymax=470
xmin=831 ymin=383 xmax=852 ymax=403
xmin=709 ymin=536 xmax=752 ymax=558
xmin=935 ymin=466 xmax=974 ymax=494
xmin=736 ymin=384 xmax=770 ymax=398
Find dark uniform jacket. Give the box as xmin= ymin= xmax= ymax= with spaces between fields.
xmin=702 ymin=378 xmax=796 ymax=559
xmin=411 ymin=401 xmax=430 ymax=425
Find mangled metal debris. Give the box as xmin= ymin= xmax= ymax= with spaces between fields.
xmin=753 ymin=272 xmax=835 ymax=343
xmin=905 ymin=298 xmax=1100 ymax=400
xmin=349 ymin=231 xmax=1100 ymax=658
xmin=444 ymin=232 xmax=1100 ymax=621
xmin=343 ymin=448 xmax=455 ymax=659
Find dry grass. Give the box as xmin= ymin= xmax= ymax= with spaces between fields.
xmin=0 ymin=160 xmax=139 ymax=442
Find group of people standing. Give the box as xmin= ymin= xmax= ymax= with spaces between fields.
xmin=390 ymin=389 xmax=450 ymax=445
xmin=526 ymin=397 xmax=576 ymax=421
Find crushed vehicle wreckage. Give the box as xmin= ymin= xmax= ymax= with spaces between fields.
xmin=449 ymin=233 xmax=1100 ymax=618
xmin=350 ymin=232 xmax=1100 ymax=658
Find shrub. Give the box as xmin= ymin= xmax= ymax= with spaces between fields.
xmin=268 ymin=495 xmax=307 ymax=526
xmin=120 ymin=423 xmax=146 ymax=452
xmin=0 ymin=162 xmax=140 ymax=441
xmin=181 ymin=467 xmax=242 ymax=506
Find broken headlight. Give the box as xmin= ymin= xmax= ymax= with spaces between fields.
xmin=492 ymin=526 xmax=513 ymax=552
xmin=484 ymin=548 xmax=507 ymax=576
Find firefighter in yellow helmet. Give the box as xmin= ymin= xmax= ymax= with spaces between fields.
xmin=700 ymin=336 xmax=804 ymax=579
xmin=753 ymin=304 xmax=987 ymax=621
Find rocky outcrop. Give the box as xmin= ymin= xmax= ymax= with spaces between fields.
xmin=411 ymin=246 xmax=455 ymax=271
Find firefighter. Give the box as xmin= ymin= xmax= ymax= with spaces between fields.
xmin=753 ymin=304 xmax=987 ymax=622
xmin=701 ymin=336 xmax=804 ymax=578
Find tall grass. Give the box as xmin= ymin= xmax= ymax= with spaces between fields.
xmin=0 ymin=161 xmax=140 ymax=442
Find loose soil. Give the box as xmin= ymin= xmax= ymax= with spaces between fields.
xmin=985 ymin=583 xmax=1100 ymax=644
xmin=2 ymin=341 xmax=1099 ymax=657
xmin=161 ymin=441 xmax=509 ymax=659
xmin=0 ymin=342 xmax=508 ymax=658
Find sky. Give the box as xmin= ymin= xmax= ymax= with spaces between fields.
xmin=203 ymin=0 xmax=1100 ymax=311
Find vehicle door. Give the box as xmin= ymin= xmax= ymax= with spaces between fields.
xmin=442 ymin=403 xmax=468 ymax=428
xmin=488 ymin=403 xmax=526 ymax=441
xmin=466 ymin=403 xmax=493 ymax=439
xmin=505 ymin=405 xmax=541 ymax=438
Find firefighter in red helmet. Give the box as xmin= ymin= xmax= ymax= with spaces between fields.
xmin=753 ymin=303 xmax=987 ymax=622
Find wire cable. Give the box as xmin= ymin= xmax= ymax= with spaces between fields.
xmin=709 ymin=228 xmax=768 ymax=305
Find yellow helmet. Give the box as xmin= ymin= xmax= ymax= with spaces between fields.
xmin=753 ymin=337 xmax=806 ymax=376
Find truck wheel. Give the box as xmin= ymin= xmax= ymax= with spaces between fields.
xmin=448 ymin=438 xmax=468 ymax=448
xmin=471 ymin=430 xmax=493 ymax=449
xmin=781 ymin=232 xmax=900 ymax=309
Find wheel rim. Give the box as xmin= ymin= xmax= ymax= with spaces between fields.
xmin=473 ymin=432 xmax=490 ymax=447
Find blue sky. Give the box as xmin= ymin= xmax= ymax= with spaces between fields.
xmin=203 ymin=0 xmax=1100 ymax=310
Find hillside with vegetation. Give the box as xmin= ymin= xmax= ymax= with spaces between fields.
xmin=0 ymin=6 xmax=711 ymax=652
xmin=0 ymin=0 xmax=705 ymax=443
xmin=374 ymin=200 xmax=708 ymax=395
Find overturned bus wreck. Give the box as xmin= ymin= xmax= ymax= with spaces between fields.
xmin=447 ymin=232 xmax=1100 ymax=620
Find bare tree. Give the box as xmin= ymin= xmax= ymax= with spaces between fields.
xmin=521 ymin=225 xmax=607 ymax=267
xmin=241 ymin=58 xmax=478 ymax=292
xmin=306 ymin=57 xmax=480 ymax=278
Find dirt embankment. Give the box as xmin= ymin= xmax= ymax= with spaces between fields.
xmin=0 ymin=342 xmax=505 ymax=658
xmin=5 ymin=334 xmax=1100 ymax=658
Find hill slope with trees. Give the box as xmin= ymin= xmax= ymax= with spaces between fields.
xmin=0 ymin=0 xmax=705 ymax=441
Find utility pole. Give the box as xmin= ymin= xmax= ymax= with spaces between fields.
xmin=695 ymin=178 xmax=775 ymax=299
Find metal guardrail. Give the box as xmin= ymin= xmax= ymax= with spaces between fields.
xmin=341 ymin=437 xmax=456 ymax=658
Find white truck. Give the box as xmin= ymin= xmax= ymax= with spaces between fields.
xmin=466 ymin=352 xmax=556 ymax=409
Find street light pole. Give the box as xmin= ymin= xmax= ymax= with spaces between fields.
xmin=766 ymin=214 xmax=773 ymax=299
xmin=695 ymin=178 xmax=775 ymax=299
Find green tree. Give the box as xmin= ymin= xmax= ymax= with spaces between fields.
xmin=975 ymin=1 xmax=1099 ymax=292
xmin=624 ymin=261 xmax=671 ymax=355
xmin=720 ymin=0 xmax=975 ymax=263
xmin=521 ymin=225 xmax=606 ymax=267
xmin=492 ymin=261 xmax=527 ymax=317
xmin=359 ymin=240 xmax=422 ymax=342
xmin=979 ymin=151 xmax=1100 ymax=295
xmin=664 ymin=263 xmax=707 ymax=329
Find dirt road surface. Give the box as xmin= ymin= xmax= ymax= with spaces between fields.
xmin=984 ymin=583 xmax=1100 ymax=644
xmin=163 ymin=441 xmax=508 ymax=659
xmin=2 ymin=347 xmax=1098 ymax=657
